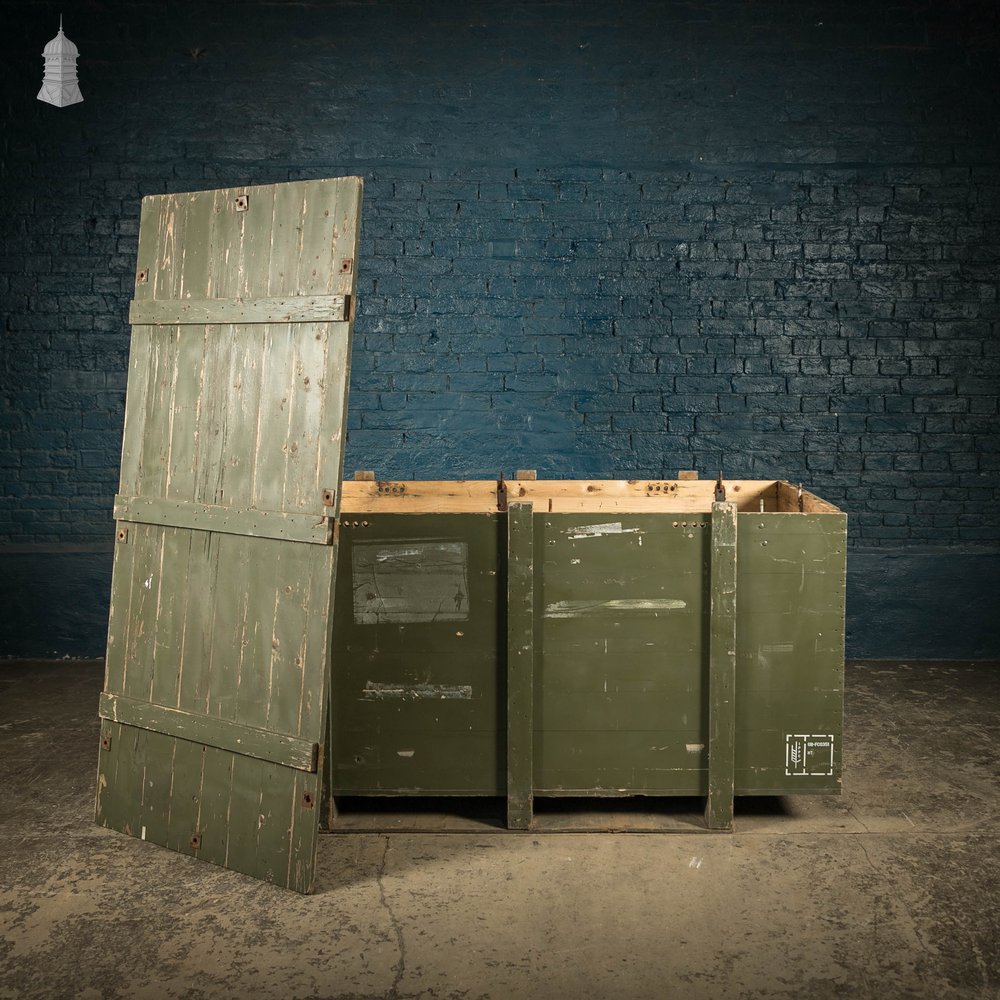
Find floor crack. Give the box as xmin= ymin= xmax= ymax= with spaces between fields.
xmin=377 ymin=835 xmax=406 ymax=999
xmin=848 ymin=805 xmax=873 ymax=834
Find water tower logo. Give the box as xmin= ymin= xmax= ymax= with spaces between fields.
xmin=38 ymin=17 xmax=83 ymax=108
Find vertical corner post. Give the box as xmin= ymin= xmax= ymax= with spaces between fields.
xmin=706 ymin=500 xmax=737 ymax=830
xmin=506 ymin=501 xmax=534 ymax=830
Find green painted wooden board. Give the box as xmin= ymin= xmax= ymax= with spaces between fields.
xmin=96 ymin=177 xmax=363 ymax=892
xmin=326 ymin=505 xmax=846 ymax=814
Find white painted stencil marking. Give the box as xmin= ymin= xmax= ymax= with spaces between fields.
xmin=688 ymin=857 xmax=703 ymax=870
xmin=785 ymin=734 xmax=835 ymax=776
xmin=396 ymin=749 xmax=415 ymax=758
xmin=143 ymin=576 xmax=153 ymax=590
xmin=685 ymin=743 xmax=704 ymax=754
xmin=362 ymin=681 xmax=472 ymax=701
xmin=376 ymin=548 xmax=421 ymax=561
xmin=567 ymin=522 xmax=642 ymax=539
xmin=544 ymin=598 xmax=686 ymax=618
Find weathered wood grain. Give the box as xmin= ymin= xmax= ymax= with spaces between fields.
xmin=97 ymin=177 xmax=363 ymax=893
xmin=705 ymin=501 xmax=737 ymax=831
xmin=506 ymin=502 xmax=534 ymax=830
xmin=99 ymin=692 xmax=319 ymax=770
xmin=340 ymin=479 xmax=788 ymax=514
xmin=129 ymin=295 xmax=348 ymax=326
xmin=113 ymin=495 xmax=333 ymax=545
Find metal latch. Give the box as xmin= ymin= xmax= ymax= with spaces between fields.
xmin=714 ymin=473 xmax=726 ymax=502
xmin=497 ymin=472 xmax=508 ymax=512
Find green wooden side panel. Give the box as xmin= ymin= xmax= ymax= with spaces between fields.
xmin=326 ymin=514 xmax=504 ymax=795
xmin=96 ymin=178 xmax=363 ymax=892
xmin=534 ymin=514 xmax=710 ymax=794
xmin=733 ymin=512 xmax=846 ymax=795
xmin=325 ymin=508 xmax=846 ymax=803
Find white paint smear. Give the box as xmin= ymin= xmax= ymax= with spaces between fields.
xmin=685 ymin=743 xmax=705 ymax=754
xmin=362 ymin=681 xmax=472 ymax=701
xmin=544 ymin=598 xmax=686 ymax=618
xmin=396 ymin=749 xmax=415 ymax=758
xmin=567 ymin=522 xmax=642 ymax=539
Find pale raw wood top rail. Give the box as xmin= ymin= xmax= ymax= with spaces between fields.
xmin=339 ymin=479 xmax=843 ymax=515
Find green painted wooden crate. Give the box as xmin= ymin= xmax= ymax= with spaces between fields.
xmin=325 ymin=477 xmax=846 ymax=829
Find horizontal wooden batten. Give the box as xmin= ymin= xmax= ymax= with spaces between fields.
xmin=114 ymin=495 xmax=333 ymax=544
xmin=338 ymin=479 xmax=844 ymax=515
xmin=129 ymin=294 xmax=349 ymax=326
xmin=99 ymin=693 xmax=319 ymax=772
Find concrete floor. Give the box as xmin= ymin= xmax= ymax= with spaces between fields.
xmin=0 ymin=661 xmax=997 ymax=1000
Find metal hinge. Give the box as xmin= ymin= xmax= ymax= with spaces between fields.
xmin=714 ymin=472 xmax=726 ymax=503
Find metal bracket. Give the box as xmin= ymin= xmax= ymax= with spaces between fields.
xmin=322 ymin=488 xmax=336 ymax=507
xmin=116 ymin=527 xmax=128 ymax=544
xmin=339 ymin=258 xmax=353 ymax=274
xmin=497 ymin=472 xmax=508 ymax=512
xmin=235 ymin=194 xmax=249 ymax=212
xmin=136 ymin=268 xmax=148 ymax=284
xmin=714 ymin=473 xmax=726 ymax=503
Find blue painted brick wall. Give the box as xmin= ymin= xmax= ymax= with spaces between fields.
xmin=1 ymin=0 xmax=998 ymax=655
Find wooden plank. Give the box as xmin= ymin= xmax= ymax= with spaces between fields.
xmin=98 ymin=177 xmax=362 ymax=893
xmin=129 ymin=294 xmax=349 ymax=326
xmin=774 ymin=480 xmax=841 ymax=513
xmin=113 ymin=495 xmax=333 ymax=545
xmin=705 ymin=501 xmax=737 ymax=831
xmin=339 ymin=479 xmax=791 ymax=514
xmin=506 ymin=502 xmax=534 ymax=830
xmin=327 ymin=512 xmax=503 ymax=799
xmin=118 ymin=197 xmax=166 ymax=498
xmin=99 ymin=692 xmax=319 ymax=772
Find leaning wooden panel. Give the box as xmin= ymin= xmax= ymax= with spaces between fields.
xmin=97 ymin=177 xmax=362 ymax=892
